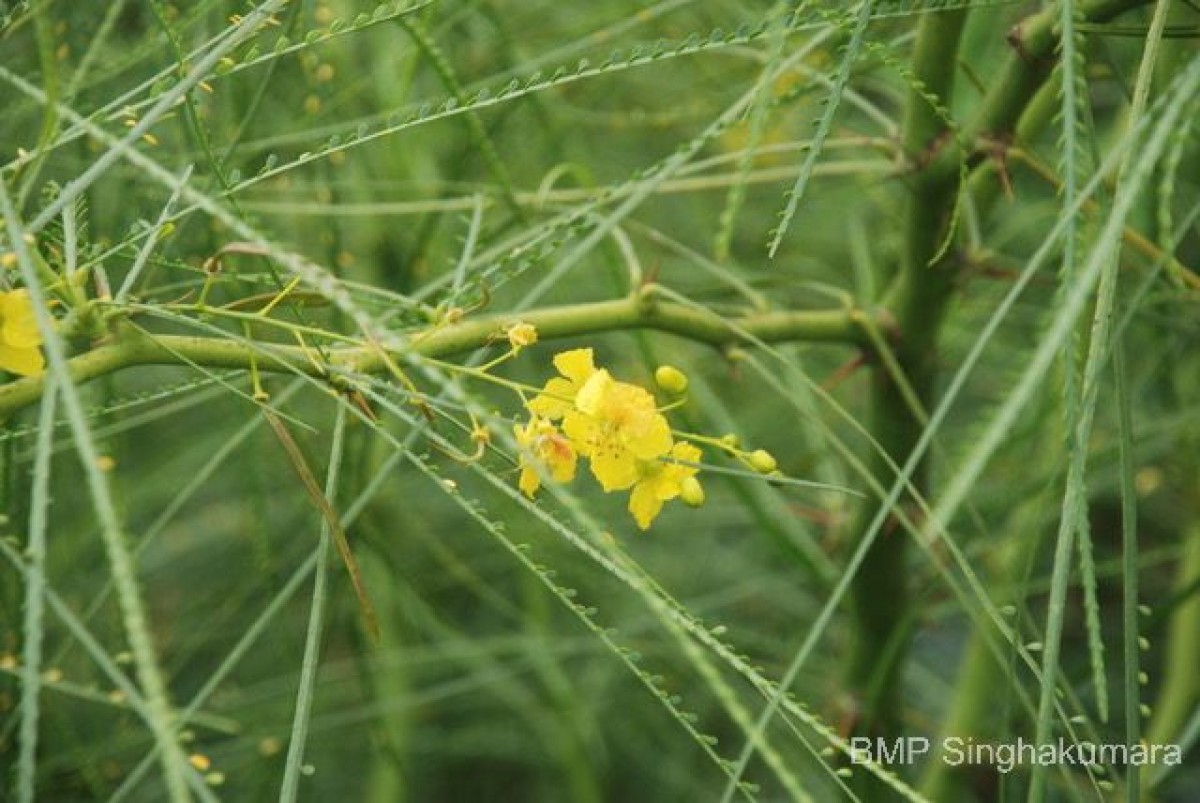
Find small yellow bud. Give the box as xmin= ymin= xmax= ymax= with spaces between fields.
xmin=747 ymin=449 xmax=777 ymax=474
xmin=654 ymin=365 xmax=688 ymax=394
xmin=680 ymin=476 xmax=705 ymax=507
xmin=718 ymin=433 xmax=741 ymax=450
xmin=188 ymin=754 xmax=212 ymax=772
xmin=506 ymin=322 xmax=538 ymax=349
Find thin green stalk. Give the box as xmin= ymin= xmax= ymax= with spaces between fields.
xmin=279 ymin=405 xmax=349 ymax=802
xmin=923 ymin=16 xmax=1193 ymax=799
xmin=918 ymin=394 xmax=1065 ymax=800
xmin=61 ymin=0 xmax=126 ymax=102
xmin=1115 ymin=340 xmax=1141 ymax=801
xmin=0 ymin=537 xmax=213 ymax=802
xmin=15 ymin=380 xmax=57 ymax=803
xmin=26 ymin=0 xmax=292 ymax=233
xmin=398 ymin=16 xmax=526 ymax=221
xmin=13 ymin=1 xmax=60 ymax=210
xmin=1030 ymin=5 xmax=1173 ymax=800
xmin=1 ymin=180 xmax=192 ymax=803
xmin=767 ymin=1 xmax=873 ymax=258
xmin=112 ymin=436 xmax=407 ymax=801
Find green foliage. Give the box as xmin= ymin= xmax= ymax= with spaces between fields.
xmin=1 ymin=2 xmax=1197 ymax=802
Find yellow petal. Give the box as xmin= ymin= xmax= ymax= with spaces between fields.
xmin=629 ymin=413 xmax=672 ymax=460
xmin=590 ymin=446 xmax=638 ymax=492
xmin=671 ymin=442 xmax=702 ymax=465
xmin=562 ymin=411 xmax=599 ymax=456
xmin=506 ymin=322 xmax=538 ymax=348
xmin=527 ymin=377 xmax=576 ymax=419
xmin=0 ymin=345 xmax=44 ymax=377
xmin=553 ymin=348 xmax=595 ymax=384
xmin=1 ymin=290 xmax=43 ymax=348
xmin=629 ymin=482 xmax=664 ymax=530
xmin=548 ymin=442 xmax=577 ymax=483
xmin=573 ymin=370 xmax=612 ymax=416
xmin=513 ymin=421 xmax=533 ymax=447
xmin=518 ymin=464 xmax=541 ymax=497
xmin=4 ymin=314 xmax=41 ymax=348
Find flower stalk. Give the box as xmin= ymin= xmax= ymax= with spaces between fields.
xmin=0 ymin=293 xmax=885 ymax=421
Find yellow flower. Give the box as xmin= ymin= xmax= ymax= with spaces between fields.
xmin=505 ymin=321 xmax=538 ymax=350
xmin=513 ymin=416 xmax=577 ymax=498
xmin=527 ymin=347 xmax=598 ymax=420
xmin=628 ymin=442 xmax=703 ymax=530
xmin=0 ymin=289 xmax=45 ymax=377
xmin=563 ymin=370 xmax=672 ymax=492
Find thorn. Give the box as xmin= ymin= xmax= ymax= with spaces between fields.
xmin=821 ymin=354 xmax=866 ymax=392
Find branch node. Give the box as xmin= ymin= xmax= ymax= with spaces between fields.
xmin=1006 ymin=21 xmax=1055 ymax=72
xmin=634 ymin=282 xmax=660 ymax=314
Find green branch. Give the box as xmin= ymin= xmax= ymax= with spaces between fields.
xmin=0 ymin=293 xmax=886 ymax=421
xmin=845 ymin=0 xmax=1160 ymax=754
xmin=844 ymin=11 xmax=969 ymax=759
xmin=923 ymin=0 xmax=1158 ymax=187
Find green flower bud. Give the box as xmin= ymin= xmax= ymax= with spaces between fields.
xmin=747 ymin=449 xmax=777 ymax=474
xmin=654 ymin=365 xmax=689 ymax=394
xmin=680 ymin=476 xmax=705 ymax=507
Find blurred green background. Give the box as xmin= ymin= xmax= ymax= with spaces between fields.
xmin=1 ymin=1 xmax=1198 ymax=801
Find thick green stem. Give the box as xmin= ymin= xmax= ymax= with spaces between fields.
xmin=845 ymin=9 xmax=968 ymax=748
xmin=899 ymin=1 xmax=1162 ymax=798
xmin=0 ymin=293 xmax=886 ymax=421
xmin=922 ymin=0 xmax=1157 ymax=188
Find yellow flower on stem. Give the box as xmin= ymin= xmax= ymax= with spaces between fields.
xmin=0 ymin=289 xmax=45 ymax=377
xmin=505 ymin=321 xmax=538 ymax=350
xmin=628 ymin=441 xmax=703 ymax=530
xmin=563 ymin=370 xmax=672 ymax=492
xmin=513 ymin=416 xmax=578 ymax=498
xmin=527 ymin=347 xmax=597 ymax=419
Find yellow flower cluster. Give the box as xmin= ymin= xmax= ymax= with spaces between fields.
xmin=0 ymin=289 xmax=45 ymax=377
xmin=514 ymin=348 xmax=704 ymax=530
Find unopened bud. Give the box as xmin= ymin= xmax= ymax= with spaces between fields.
xmin=680 ymin=477 xmax=705 ymax=507
xmin=654 ymin=365 xmax=689 ymax=394
xmin=747 ymin=449 xmax=777 ymax=474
